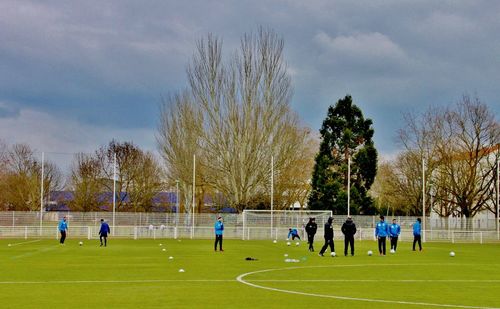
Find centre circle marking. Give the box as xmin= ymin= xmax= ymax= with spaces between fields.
xmin=236 ymin=264 xmax=499 ymax=309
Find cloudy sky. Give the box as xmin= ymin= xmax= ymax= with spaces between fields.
xmin=1 ymin=0 xmax=499 ymax=163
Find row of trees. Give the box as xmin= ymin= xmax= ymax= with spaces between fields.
xmin=2 ymin=27 xmax=497 ymax=218
xmin=0 ymin=143 xmax=60 ymax=211
xmin=0 ymin=140 xmax=165 ymax=212
xmin=371 ymin=95 xmax=500 ymax=220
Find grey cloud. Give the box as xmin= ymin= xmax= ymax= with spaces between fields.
xmin=0 ymin=0 xmax=499 ymax=158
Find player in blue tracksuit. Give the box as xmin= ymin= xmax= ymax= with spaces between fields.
xmin=389 ymin=219 xmax=401 ymax=252
xmin=58 ymin=216 xmax=68 ymax=244
xmin=287 ymin=228 xmax=301 ymax=241
xmin=214 ymin=216 xmax=224 ymax=251
xmin=375 ymin=215 xmax=389 ymax=255
xmin=99 ymin=219 xmax=111 ymax=247
xmin=412 ymin=218 xmax=422 ymax=251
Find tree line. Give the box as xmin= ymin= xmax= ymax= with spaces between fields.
xmin=371 ymin=95 xmax=500 ymax=220
xmin=0 ymin=140 xmax=164 ymax=212
xmin=1 ymin=27 xmax=498 ymax=218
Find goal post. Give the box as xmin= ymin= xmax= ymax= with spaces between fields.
xmin=242 ymin=209 xmax=333 ymax=240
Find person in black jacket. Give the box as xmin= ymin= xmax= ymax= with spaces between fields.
xmin=305 ymin=217 xmax=318 ymax=252
xmin=319 ymin=217 xmax=335 ymax=256
xmin=341 ymin=216 xmax=357 ymax=256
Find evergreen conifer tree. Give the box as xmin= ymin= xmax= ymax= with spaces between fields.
xmin=308 ymin=95 xmax=377 ymax=214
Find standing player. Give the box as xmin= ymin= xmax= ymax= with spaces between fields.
xmin=305 ymin=218 xmax=317 ymax=252
xmin=389 ymin=218 xmax=401 ymax=252
xmin=99 ymin=219 xmax=111 ymax=247
xmin=341 ymin=216 xmax=357 ymax=256
xmin=375 ymin=215 xmax=389 ymax=255
xmin=412 ymin=218 xmax=422 ymax=251
xmin=214 ymin=216 xmax=224 ymax=252
xmin=287 ymin=228 xmax=301 ymax=241
xmin=319 ymin=217 xmax=335 ymax=256
xmin=58 ymin=216 xmax=68 ymax=244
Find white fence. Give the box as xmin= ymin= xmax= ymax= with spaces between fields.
xmin=0 ymin=211 xmax=499 ymax=243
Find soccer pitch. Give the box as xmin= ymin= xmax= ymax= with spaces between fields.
xmin=1 ymin=238 xmax=499 ymax=308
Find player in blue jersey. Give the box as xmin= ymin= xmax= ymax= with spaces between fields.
xmin=58 ymin=216 xmax=68 ymax=244
xmin=412 ymin=218 xmax=422 ymax=251
xmin=99 ymin=219 xmax=111 ymax=247
xmin=389 ymin=218 xmax=401 ymax=252
xmin=375 ymin=215 xmax=389 ymax=255
xmin=214 ymin=216 xmax=224 ymax=251
xmin=287 ymin=228 xmax=301 ymax=241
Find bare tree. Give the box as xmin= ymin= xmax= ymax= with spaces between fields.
xmin=396 ymin=95 xmax=500 ymax=222
xmin=273 ymin=128 xmax=318 ymax=210
xmin=2 ymin=144 xmax=62 ymax=211
xmin=158 ymin=28 xmax=312 ymax=212
xmin=127 ymin=151 xmax=165 ymax=212
xmin=96 ymin=140 xmax=142 ymax=210
xmin=69 ymin=153 xmax=103 ymax=212
xmin=0 ymin=140 xmax=9 ymax=209
xmin=397 ymin=107 xmax=443 ymax=215
xmin=94 ymin=140 xmax=165 ymax=212
xmin=371 ymin=160 xmax=409 ymax=215
xmin=433 ymin=95 xmax=500 ymax=220
xmin=157 ymin=92 xmax=203 ymax=214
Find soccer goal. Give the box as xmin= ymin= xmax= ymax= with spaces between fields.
xmin=242 ymin=209 xmax=332 ymax=240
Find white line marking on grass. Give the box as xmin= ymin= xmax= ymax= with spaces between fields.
xmin=7 ymin=240 xmax=42 ymax=246
xmin=249 ymin=279 xmax=500 ymax=283
xmin=0 ymin=279 xmax=237 ymax=285
xmin=10 ymin=245 xmax=60 ymax=259
xmin=236 ymin=265 xmax=500 ymax=309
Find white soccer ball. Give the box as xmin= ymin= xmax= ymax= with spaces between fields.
xmin=367 ymin=250 xmax=373 ymax=256
xmin=8 ymin=244 xmax=11 ymax=247
xmin=286 ymin=242 xmax=291 ymax=246
xmin=178 ymin=269 xmax=185 ymax=273
xmin=169 ymin=256 xmax=174 ymax=260
xmin=449 ymin=251 xmax=455 ymax=257
xmin=390 ymin=249 xmax=395 ymax=254
xmin=159 ymin=243 xmax=163 ymax=246
xmin=162 ymin=248 xmax=166 ymax=252
xmin=331 ymin=252 xmax=336 ymax=257
xmin=284 ymin=253 xmax=288 ymax=257
xmin=79 ymin=241 xmax=83 ymax=246
xmin=273 ymin=240 xmax=277 ymax=243
xmin=295 ymin=242 xmax=300 ymax=246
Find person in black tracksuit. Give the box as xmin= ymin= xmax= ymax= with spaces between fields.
xmin=305 ymin=218 xmax=317 ymax=252
xmin=341 ymin=216 xmax=357 ymax=256
xmin=319 ymin=217 xmax=334 ymax=256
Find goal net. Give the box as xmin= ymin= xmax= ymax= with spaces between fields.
xmin=242 ymin=209 xmax=332 ymax=240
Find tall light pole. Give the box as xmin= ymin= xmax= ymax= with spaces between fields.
xmin=112 ymin=153 xmax=116 ymax=234
xmin=39 ymin=151 xmax=44 ymax=235
xmin=191 ymin=154 xmax=196 ymax=238
xmin=271 ymin=155 xmax=274 ymax=239
xmin=347 ymin=156 xmax=351 ymax=217
xmin=176 ymin=180 xmax=180 ymax=226
xmin=496 ymin=158 xmax=499 ymax=239
xmin=422 ymin=158 xmax=426 ymax=242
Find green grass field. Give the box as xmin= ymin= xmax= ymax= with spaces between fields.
xmin=1 ymin=238 xmax=499 ymax=308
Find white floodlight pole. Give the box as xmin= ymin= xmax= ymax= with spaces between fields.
xmin=113 ymin=153 xmax=116 ymax=234
xmin=271 ymin=155 xmax=274 ymax=239
xmin=422 ymin=158 xmax=426 ymax=242
xmin=39 ymin=152 xmax=44 ymax=235
xmin=347 ymin=156 xmax=351 ymax=217
xmin=497 ymin=158 xmax=499 ymax=239
xmin=192 ymin=154 xmax=196 ymax=239
xmin=176 ymin=180 xmax=180 ymax=226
